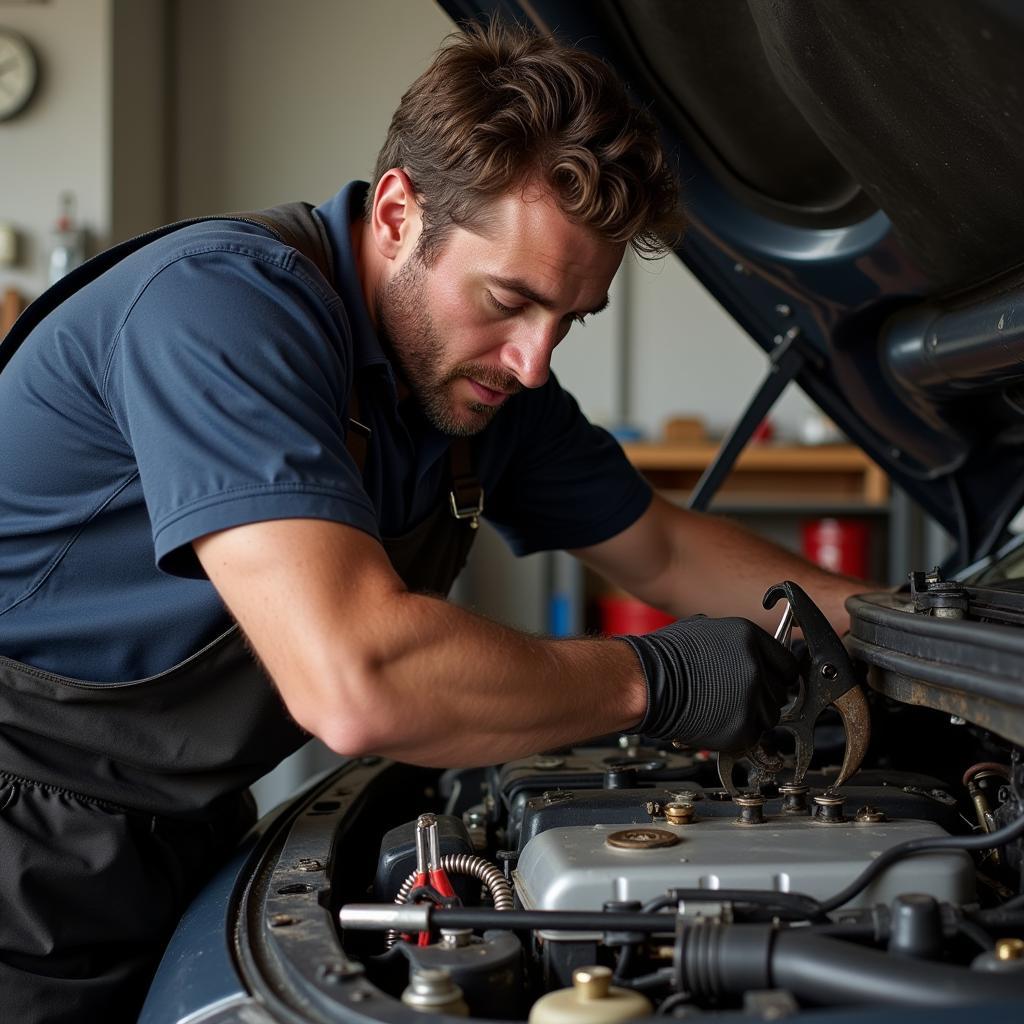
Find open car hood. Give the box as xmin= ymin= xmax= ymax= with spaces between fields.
xmin=441 ymin=0 xmax=1024 ymax=567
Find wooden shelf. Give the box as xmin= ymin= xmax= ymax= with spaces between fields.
xmin=620 ymin=441 xmax=889 ymax=506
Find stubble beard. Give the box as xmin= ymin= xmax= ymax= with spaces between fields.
xmin=376 ymin=253 xmax=521 ymax=437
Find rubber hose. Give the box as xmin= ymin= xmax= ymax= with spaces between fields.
xmin=771 ymin=931 xmax=1024 ymax=1006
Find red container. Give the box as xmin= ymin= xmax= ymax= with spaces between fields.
xmin=598 ymin=594 xmax=675 ymax=635
xmin=801 ymin=518 xmax=870 ymax=579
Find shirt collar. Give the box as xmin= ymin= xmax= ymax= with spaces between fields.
xmin=315 ymin=181 xmax=452 ymax=461
xmin=315 ymin=181 xmax=390 ymax=372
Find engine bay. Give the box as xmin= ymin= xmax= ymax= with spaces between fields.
xmin=227 ymin=573 xmax=1024 ymax=1023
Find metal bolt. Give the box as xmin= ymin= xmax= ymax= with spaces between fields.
xmin=532 ymin=756 xmax=565 ymax=770
xmin=775 ymin=304 xmax=792 ymax=317
xmin=317 ymin=960 xmax=363 ymax=983
xmin=734 ymin=795 xmax=767 ymax=825
xmin=996 ymin=938 xmax=1024 ymax=961
xmin=779 ymin=783 xmax=810 ymax=816
xmin=664 ymin=801 xmax=696 ymax=825
xmin=854 ymin=805 xmax=888 ymax=824
xmin=440 ymin=928 xmax=474 ymax=949
xmin=821 ymin=663 xmax=838 ymax=680
xmin=296 ymin=858 xmax=323 ymax=872
xmin=495 ymin=849 xmax=517 ymax=881
xmin=402 ymin=968 xmax=469 ymax=1015
xmin=542 ymin=789 xmax=573 ymax=804
xmin=950 ymin=715 xmax=967 ymax=726
xmin=668 ymin=789 xmax=700 ymax=804
xmin=813 ymin=793 xmax=847 ymax=823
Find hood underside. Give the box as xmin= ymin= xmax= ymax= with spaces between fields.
xmin=440 ymin=0 xmax=1024 ymax=567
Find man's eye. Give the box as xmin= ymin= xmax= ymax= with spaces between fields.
xmin=488 ymin=293 xmax=520 ymax=316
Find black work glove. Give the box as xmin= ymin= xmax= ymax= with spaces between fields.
xmin=618 ymin=616 xmax=799 ymax=752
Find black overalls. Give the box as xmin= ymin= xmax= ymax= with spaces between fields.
xmin=0 ymin=207 xmax=481 ymax=1022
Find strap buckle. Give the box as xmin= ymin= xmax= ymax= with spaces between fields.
xmin=449 ymin=484 xmax=484 ymax=530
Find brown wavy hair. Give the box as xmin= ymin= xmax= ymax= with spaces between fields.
xmin=367 ymin=18 xmax=682 ymax=260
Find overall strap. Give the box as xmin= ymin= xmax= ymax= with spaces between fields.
xmin=345 ymin=390 xmax=483 ymax=529
xmin=0 ymin=202 xmax=333 ymax=374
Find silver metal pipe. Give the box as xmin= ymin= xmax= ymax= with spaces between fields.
xmin=340 ymin=904 xmax=431 ymax=932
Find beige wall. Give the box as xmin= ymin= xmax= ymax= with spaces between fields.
xmin=171 ymin=0 xmax=453 ymax=215
xmin=0 ymin=0 xmax=112 ymax=299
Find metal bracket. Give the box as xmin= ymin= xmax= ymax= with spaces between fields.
xmin=689 ymin=329 xmax=816 ymax=512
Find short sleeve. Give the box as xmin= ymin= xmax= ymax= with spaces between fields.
xmin=484 ymin=376 xmax=652 ymax=555
xmin=104 ymin=246 xmax=380 ymax=577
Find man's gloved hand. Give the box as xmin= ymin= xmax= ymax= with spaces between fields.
xmin=618 ymin=616 xmax=799 ymax=752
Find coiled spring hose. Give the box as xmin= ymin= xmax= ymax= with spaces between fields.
xmin=386 ymin=853 xmax=513 ymax=947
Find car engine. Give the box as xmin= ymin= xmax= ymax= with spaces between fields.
xmin=151 ymin=572 xmax=1024 ymax=1022
xmin=142 ymin=573 xmax=1024 ymax=1019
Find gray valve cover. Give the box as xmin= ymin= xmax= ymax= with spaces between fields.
xmin=514 ymin=819 xmax=973 ymax=936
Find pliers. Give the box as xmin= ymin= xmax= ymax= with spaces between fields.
xmin=717 ymin=580 xmax=871 ymax=799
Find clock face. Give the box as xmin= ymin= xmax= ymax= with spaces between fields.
xmin=0 ymin=29 xmax=38 ymax=122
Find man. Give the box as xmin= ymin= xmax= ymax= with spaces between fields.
xmin=0 ymin=19 xmax=862 ymax=1022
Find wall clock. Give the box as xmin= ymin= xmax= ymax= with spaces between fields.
xmin=0 ymin=28 xmax=38 ymax=122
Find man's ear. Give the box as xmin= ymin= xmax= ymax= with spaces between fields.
xmin=369 ymin=169 xmax=423 ymax=261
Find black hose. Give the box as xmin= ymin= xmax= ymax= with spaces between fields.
xmin=771 ymin=931 xmax=1024 ymax=1007
xmin=433 ymin=909 xmax=677 ymax=933
xmin=617 ymin=967 xmax=674 ymax=991
xmin=819 ymin=810 xmax=1024 ymax=913
xmin=956 ymin=916 xmax=995 ymax=951
xmin=645 ymin=888 xmax=825 ymax=921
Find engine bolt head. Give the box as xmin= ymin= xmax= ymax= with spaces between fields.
xmin=668 ymin=789 xmax=700 ymax=804
xmin=734 ymin=794 xmax=767 ymax=825
xmin=402 ymin=968 xmax=469 ymax=1015
xmin=813 ymin=793 xmax=847 ymax=823
xmin=996 ymin=938 xmax=1024 ymax=962
xmin=664 ymin=801 xmax=696 ymax=825
xmin=854 ymin=805 xmax=888 ymax=824
xmin=440 ymin=928 xmax=474 ymax=949
xmin=779 ymin=784 xmax=810 ymax=816
xmin=532 ymin=756 xmax=565 ymax=770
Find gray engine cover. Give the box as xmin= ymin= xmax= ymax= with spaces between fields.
xmin=514 ymin=818 xmax=973 ymax=934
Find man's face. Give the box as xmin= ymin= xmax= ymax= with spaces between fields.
xmin=376 ymin=188 xmax=624 ymax=436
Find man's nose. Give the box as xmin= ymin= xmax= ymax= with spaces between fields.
xmin=500 ymin=322 xmax=559 ymax=389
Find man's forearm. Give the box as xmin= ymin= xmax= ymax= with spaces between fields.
xmin=648 ymin=508 xmax=867 ymax=633
xmin=576 ymin=496 xmax=869 ymax=635
xmin=320 ymin=591 xmax=647 ymax=767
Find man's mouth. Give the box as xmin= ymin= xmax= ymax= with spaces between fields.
xmin=466 ymin=378 xmax=514 ymax=406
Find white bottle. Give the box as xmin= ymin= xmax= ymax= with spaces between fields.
xmin=48 ymin=192 xmax=85 ymax=286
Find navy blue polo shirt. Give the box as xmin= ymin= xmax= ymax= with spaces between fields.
xmin=0 ymin=182 xmax=651 ymax=682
